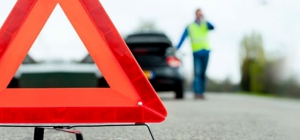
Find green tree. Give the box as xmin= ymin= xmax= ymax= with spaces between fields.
xmin=240 ymin=31 xmax=266 ymax=92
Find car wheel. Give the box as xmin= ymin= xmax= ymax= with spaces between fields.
xmin=175 ymin=82 xmax=184 ymax=99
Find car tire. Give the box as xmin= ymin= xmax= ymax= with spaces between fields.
xmin=175 ymin=82 xmax=184 ymax=99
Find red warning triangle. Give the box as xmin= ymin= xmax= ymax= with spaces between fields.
xmin=0 ymin=0 xmax=167 ymax=124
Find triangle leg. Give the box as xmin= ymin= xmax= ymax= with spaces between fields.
xmin=144 ymin=124 xmax=156 ymax=140
xmin=75 ymin=134 xmax=84 ymax=140
xmin=54 ymin=128 xmax=84 ymax=140
xmin=135 ymin=123 xmax=156 ymax=140
xmin=69 ymin=123 xmax=156 ymax=140
xmin=33 ymin=127 xmax=44 ymax=140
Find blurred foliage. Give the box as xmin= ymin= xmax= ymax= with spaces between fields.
xmin=204 ymin=31 xmax=300 ymax=99
xmin=206 ymin=77 xmax=240 ymax=92
xmin=274 ymin=76 xmax=300 ymax=98
xmin=240 ymin=31 xmax=266 ymax=93
xmin=238 ymin=31 xmax=300 ymax=98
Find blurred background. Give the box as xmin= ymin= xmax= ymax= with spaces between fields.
xmin=1 ymin=0 xmax=300 ymax=98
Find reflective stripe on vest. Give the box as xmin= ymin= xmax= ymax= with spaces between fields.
xmin=188 ymin=22 xmax=210 ymax=52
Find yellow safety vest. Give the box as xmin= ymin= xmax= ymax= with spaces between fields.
xmin=188 ymin=22 xmax=210 ymax=52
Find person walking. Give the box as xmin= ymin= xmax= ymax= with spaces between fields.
xmin=176 ymin=8 xmax=214 ymax=99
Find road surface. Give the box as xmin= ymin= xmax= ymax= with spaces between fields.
xmin=0 ymin=92 xmax=299 ymax=140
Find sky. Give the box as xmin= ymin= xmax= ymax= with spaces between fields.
xmin=1 ymin=0 xmax=300 ymax=84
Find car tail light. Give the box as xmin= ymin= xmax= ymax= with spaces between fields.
xmin=166 ymin=56 xmax=181 ymax=68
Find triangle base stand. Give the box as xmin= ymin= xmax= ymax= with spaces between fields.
xmin=0 ymin=123 xmax=156 ymax=140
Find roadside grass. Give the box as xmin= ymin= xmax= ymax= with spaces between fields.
xmin=236 ymin=91 xmax=300 ymax=101
xmin=237 ymin=91 xmax=278 ymax=98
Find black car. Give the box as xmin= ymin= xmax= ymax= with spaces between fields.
xmin=8 ymin=55 xmax=37 ymax=88
xmin=96 ymin=32 xmax=185 ymax=99
xmin=9 ymin=55 xmax=100 ymax=88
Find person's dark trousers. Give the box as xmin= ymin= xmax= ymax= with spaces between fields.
xmin=193 ymin=54 xmax=209 ymax=95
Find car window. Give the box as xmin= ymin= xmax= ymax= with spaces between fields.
xmin=127 ymin=43 xmax=171 ymax=56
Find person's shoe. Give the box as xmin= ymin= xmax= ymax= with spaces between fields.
xmin=194 ymin=94 xmax=205 ymax=100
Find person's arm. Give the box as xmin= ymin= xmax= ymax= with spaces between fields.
xmin=176 ymin=27 xmax=188 ymax=50
xmin=206 ymin=22 xmax=214 ymax=30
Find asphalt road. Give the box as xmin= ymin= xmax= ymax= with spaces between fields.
xmin=0 ymin=92 xmax=299 ymax=140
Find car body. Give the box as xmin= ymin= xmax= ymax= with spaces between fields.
xmin=92 ymin=32 xmax=185 ymax=99
xmin=8 ymin=55 xmax=101 ymax=88
xmin=9 ymin=32 xmax=185 ymax=99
